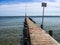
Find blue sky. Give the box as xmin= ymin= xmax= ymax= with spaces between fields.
xmin=0 ymin=0 xmax=54 ymax=3
xmin=0 ymin=0 xmax=60 ymax=16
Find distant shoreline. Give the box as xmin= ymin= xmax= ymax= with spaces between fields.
xmin=0 ymin=16 xmax=60 ymax=17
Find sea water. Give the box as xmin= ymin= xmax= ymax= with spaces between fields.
xmin=0 ymin=16 xmax=60 ymax=45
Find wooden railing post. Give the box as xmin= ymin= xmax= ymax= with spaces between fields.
xmin=49 ymin=30 xmax=53 ymax=36
xmin=23 ymin=17 xmax=31 ymax=45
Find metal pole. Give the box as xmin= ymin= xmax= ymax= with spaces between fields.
xmin=42 ymin=7 xmax=44 ymax=28
xmin=25 ymin=3 xmax=27 ymax=18
xmin=41 ymin=7 xmax=44 ymax=29
xmin=41 ymin=2 xmax=47 ymax=29
xmin=25 ymin=3 xmax=26 ymax=15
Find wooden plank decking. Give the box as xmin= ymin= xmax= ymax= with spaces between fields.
xmin=26 ymin=17 xmax=60 ymax=45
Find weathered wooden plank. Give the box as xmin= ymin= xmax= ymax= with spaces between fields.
xmin=27 ymin=17 xmax=60 ymax=45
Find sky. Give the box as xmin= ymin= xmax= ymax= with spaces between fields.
xmin=0 ymin=0 xmax=60 ymax=16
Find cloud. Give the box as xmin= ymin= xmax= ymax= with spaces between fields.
xmin=0 ymin=0 xmax=60 ymax=16
xmin=0 ymin=3 xmax=25 ymax=16
xmin=32 ymin=0 xmax=55 ymax=2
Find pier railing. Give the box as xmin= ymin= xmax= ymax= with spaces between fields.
xmin=23 ymin=17 xmax=31 ymax=45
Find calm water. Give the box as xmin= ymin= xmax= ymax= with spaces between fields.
xmin=0 ymin=16 xmax=60 ymax=44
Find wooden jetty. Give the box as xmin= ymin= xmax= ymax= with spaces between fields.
xmin=23 ymin=17 xmax=60 ymax=45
